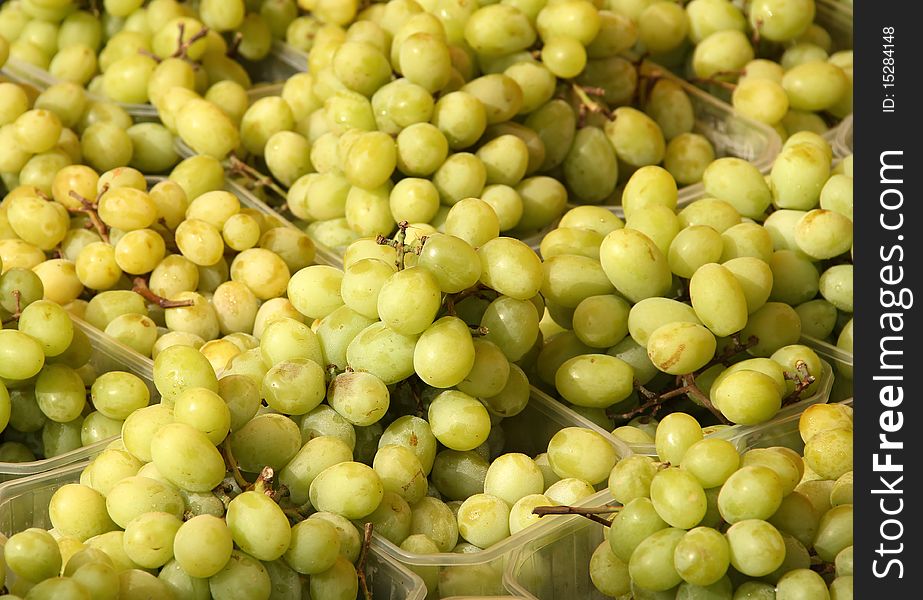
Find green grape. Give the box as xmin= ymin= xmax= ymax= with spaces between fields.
xmin=835 ymin=546 xmax=854 ymax=577
xmin=226 ymin=491 xmax=292 ymax=561
xmin=718 ymin=466 xmax=784 ymax=523
xmin=285 ymin=519 xmax=341 ymax=575
xmin=629 ymin=527 xmax=686 ymax=592
xmin=105 ymin=475 xmax=184 ymax=531
xmin=261 ymin=358 xmax=326 ymax=416
xmin=770 ymin=143 xmax=830 ymax=210
xmin=428 ymin=389 xmax=491 ymax=451
xmin=0 ymin=329 xmax=46 ymax=382
xmin=608 ymin=455 xmax=657 ymax=504
xmin=514 ymin=175 xmax=568 ymax=232
xmin=680 ymin=437 xmax=739 ymax=489
xmin=690 ymin=262 xmax=749 ymax=337
xmin=819 ymin=173 xmax=853 ymax=220
xmin=669 ymin=226 xmax=723 ymax=279
xmin=692 ymin=30 xmax=753 ymax=78
xmin=208 ymin=549 xmax=271 ymax=600
xmin=373 ymin=444 xmax=428 ymax=505
xmin=768 ymin=491 xmax=820 ymax=549
xmin=309 ymin=461 xmax=384 ymax=519
xmin=526 ymin=99 xmax=576 ymax=172
xmin=647 ymin=321 xmax=717 ymax=375
xmin=377 ymin=266 xmax=442 ymax=335
xmin=309 ymin=555 xmax=359 ymax=600
xmin=722 ymin=256 xmax=774 ymax=315
xmin=607 ymin=496 xmax=668 ymax=564
xmin=555 ymin=354 xmax=633 ymax=408
xmin=768 ymin=250 xmax=820 ymax=306
xmin=702 ymin=158 xmax=772 ymax=219
xmin=563 ymin=126 xmax=618 ymax=204
xmin=395 ymin=122 xmax=449 ymax=177
xmin=637 ymin=1 xmax=688 ymax=54
xmin=464 ymin=4 xmax=535 ymax=55
xmin=456 ymin=493 xmax=510 ymax=548
xmin=230 ymin=413 xmax=302 ymax=473
xmin=663 ymin=133 xmax=716 ymax=185
xmin=478 ymin=237 xmax=543 ymax=300
xmin=732 ymin=78 xmax=790 ymax=125
xmin=480 ymin=452 xmax=543 ymax=507
xmin=345 ymin=322 xmax=418 ymax=385
xmin=599 ymin=228 xmax=672 ymax=303
xmin=589 ymin=539 xmax=632 ymax=597
xmin=172 ymin=515 xmax=233 ymax=578
xmin=122 ymin=511 xmax=183 ymax=569
xmin=782 ymin=61 xmax=849 ymax=112
xmin=413 ymin=316 xmax=475 ymax=390
xmin=655 ymin=412 xmax=704 ymax=465
xmin=547 ymin=427 xmax=617 ymax=485
xmin=287 ymin=265 xmax=344 ymax=320
xmin=18 ymin=299 xmax=74 ymax=357
xmin=774 ymin=568 xmax=829 ymax=600
xmin=799 ymin=403 xmax=853 ymax=444
xmin=150 ymin=422 xmax=226 ymax=492
xmin=725 ymin=519 xmax=786 ymax=577
xmin=740 ymin=302 xmax=802 ymax=357
xmin=720 ymin=222 xmax=772 ymax=263
xmin=804 ymin=428 xmax=852 ymax=481
xmin=650 ymin=467 xmax=708 ymax=529
xmin=673 ymin=527 xmax=731 ymax=587
xmin=279 ymin=435 xmax=353 ymax=506
xmin=794 ymin=210 xmax=853 ymax=260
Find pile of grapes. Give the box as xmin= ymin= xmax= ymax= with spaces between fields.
xmin=0 ymin=0 xmax=854 ymax=599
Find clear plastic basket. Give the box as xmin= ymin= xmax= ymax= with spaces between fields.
xmin=800 ymin=334 xmax=853 ymax=402
xmin=371 ymin=389 xmax=631 ymax=599
xmin=503 ymin=489 xmax=615 ymax=600
xmin=0 ymin=317 xmax=154 ymax=482
xmin=544 ymin=358 xmax=834 ymax=457
xmin=0 ymin=461 xmax=428 ymax=600
xmin=505 ymin=393 xmax=854 ymax=599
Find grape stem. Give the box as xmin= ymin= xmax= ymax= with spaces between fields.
xmin=782 ymin=360 xmax=816 ymax=404
xmin=532 ymin=504 xmax=622 ymax=528
xmin=615 ymin=373 xmax=730 ymax=425
xmin=443 ymin=284 xmax=495 ymax=317
xmin=221 ymin=439 xmax=252 ymax=489
xmin=131 ymin=277 xmax=196 ymax=309
xmin=357 ymin=523 xmax=374 ymax=600
xmin=173 ymin=21 xmax=211 ymax=61
xmin=570 ymin=83 xmax=613 ymax=126
xmin=227 ymin=154 xmax=290 ymax=204
xmin=227 ymin=32 xmax=244 ymax=58
xmin=0 ymin=290 xmax=23 ymax=325
xmin=67 ymin=187 xmax=110 ymax=244
xmin=752 ymin=18 xmax=763 ymax=47
xmin=375 ymin=221 xmax=412 ymax=270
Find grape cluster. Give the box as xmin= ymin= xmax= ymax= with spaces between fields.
xmin=584 ymin=402 xmax=853 ymax=598
xmin=529 ymin=132 xmax=852 ymax=437
xmin=0 ymin=271 xmax=150 ymax=463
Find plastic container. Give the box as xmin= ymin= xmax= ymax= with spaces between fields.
xmin=816 ymin=0 xmax=854 ymax=149
xmin=371 ymin=389 xmax=631 ymax=599
xmin=546 ymin=358 xmax=835 ymax=457
xmin=0 ymin=54 xmax=291 ymax=121
xmin=504 ymin=490 xmax=615 ymax=600
xmin=0 ymin=461 xmax=428 ymax=600
xmin=0 ymin=317 xmax=154 ymax=482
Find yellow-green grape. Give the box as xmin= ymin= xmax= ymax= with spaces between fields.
xmin=689 ymin=262 xmax=749 ymax=337
xmin=647 ymin=321 xmax=717 ymax=376
xmin=644 ymin=79 xmax=695 ymax=142
xmin=722 ymin=257 xmax=774 ymax=315
xmin=464 ymin=4 xmax=536 ymax=55
xmin=713 ymin=369 xmax=783 ymax=424
xmin=541 ymin=254 xmax=614 ymax=308
xmin=818 ymin=264 xmax=853 ymax=313
xmin=563 ymin=126 xmax=618 ymax=204
xmin=599 ymin=228 xmax=672 ymax=303
xmin=547 ymin=427 xmax=617 ymax=485
xmin=607 ymin=106 xmax=665 ymax=169
xmin=668 ymin=226 xmax=723 ymax=279
xmin=692 ymin=30 xmax=754 ymax=78
xmin=428 ymin=389 xmax=491 ymax=451
xmin=650 ymin=467 xmax=708 ymax=529
xmin=172 ymin=515 xmax=234 ymax=578
xmin=478 ymin=237 xmax=544 ymax=300
xmin=431 ymin=91 xmax=487 ymax=150
xmin=309 ymin=461 xmax=384 ymax=519
xmin=625 ymin=205 xmax=681 ymax=256
xmin=720 ymin=221 xmax=772 ymax=262
xmin=555 ymin=354 xmax=634 ymax=408
xmin=732 ymin=78 xmax=789 ymax=125
xmin=771 ymin=144 xmax=831 ymax=210
xmin=686 ymin=0 xmax=746 ymax=43
xmin=748 ymin=0 xmax=815 ymax=41
xmin=627 ymin=297 xmax=701 ymax=348
xmin=620 ymin=166 xmax=678 ymax=219
xmin=782 ymin=61 xmax=850 ymax=112
xmin=794 ymin=209 xmax=853 ymax=260
xmin=638 ymin=1 xmax=688 ymax=55
xmin=702 ymin=158 xmax=772 ymax=219
xmin=412 ymin=316 xmax=476 ymax=389
xmin=628 ymin=527 xmax=685 ymax=592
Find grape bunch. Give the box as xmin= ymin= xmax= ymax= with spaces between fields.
xmin=149 ymin=0 xmax=752 ymax=255
xmin=526 ymin=131 xmax=852 ymax=434
xmin=0 ymin=76 xmax=179 ymax=195
xmin=0 ymin=0 xmax=287 ymax=109
xmin=0 ymin=271 xmax=151 ymax=463
xmin=576 ymin=401 xmax=853 ymax=599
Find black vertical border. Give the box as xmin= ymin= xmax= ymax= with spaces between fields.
xmin=855 ymin=2 xmax=921 ymax=596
